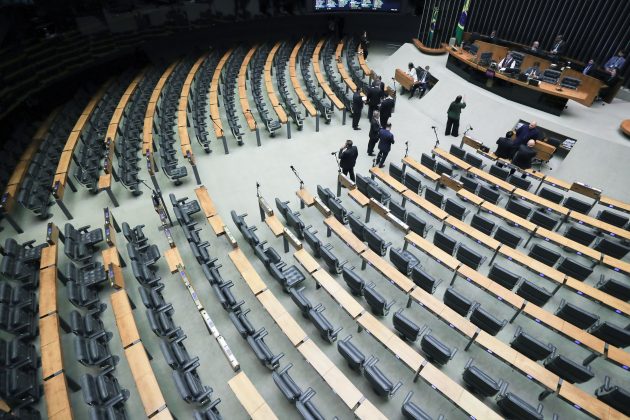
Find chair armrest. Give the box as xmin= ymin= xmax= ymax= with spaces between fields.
xmin=20 ymin=239 xmax=36 ymax=248
xmin=269 ymin=352 xmax=285 ymax=367
xmin=332 ymin=326 xmax=343 ymax=336
xmin=390 ymin=381 xmax=403 ymax=396
xmin=78 ymin=225 xmax=91 ymax=233
xmin=424 ymin=225 xmax=433 ymax=238
xmin=385 ymin=299 xmax=396 ymax=311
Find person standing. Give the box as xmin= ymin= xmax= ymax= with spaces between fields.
xmin=360 ymin=31 xmax=369 ymax=60
xmin=366 ymin=82 xmax=381 ymax=123
xmin=338 ymin=139 xmax=359 ymax=181
xmin=367 ymin=110 xmax=380 ymax=156
xmin=351 ymin=90 xmax=363 ymax=130
xmin=375 ymin=123 xmax=394 ymax=168
xmin=379 ymin=95 xmax=395 ymax=127
xmin=604 ymin=51 xmax=625 ymax=74
xmin=583 ymin=59 xmax=595 ymax=75
xmin=445 ymin=95 xmax=466 ymax=137
xmin=550 ymin=35 xmax=565 ymax=55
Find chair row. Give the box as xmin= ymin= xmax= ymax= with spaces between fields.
xmin=321 ymin=38 xmax=353 ymax=112
xmin=299 ymin=39 xmax=332 ymax=123
xmin=223 ymin=48 xmax=247 ymax=144
xmin=275 ymin=42 xmax=305 ymax=129
xmin=191 ymin=53 xmax=220 ymax=153
xmin=250 ymin=45 xmax=282 ymax=136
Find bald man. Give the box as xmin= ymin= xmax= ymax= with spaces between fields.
xmin=511 ymin=139 xmax=537 ymax=177
xmin=513 ymin=121 xmax=542 ymax=150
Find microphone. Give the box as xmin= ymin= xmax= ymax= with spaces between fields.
xmin=431 ymin=126 xmax=436 ymax=129
xmin=290 ymin=165 xmax=295 ymax=170
xmin=405 ymin=141 xmax=408 ymax=145
xmin=470 ymin=126 xmax=474 ymax=130
xmin=330 ymin=151 xmax=337 ymax=155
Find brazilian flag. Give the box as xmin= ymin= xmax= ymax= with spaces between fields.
xmin=455 ymin=0 xmax=471 ymax=46
xmin=428 ymin=7 xmax=439 ymax=47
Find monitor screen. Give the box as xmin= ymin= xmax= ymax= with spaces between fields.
xmin=314 ymin=0 xmax=401 ymax=12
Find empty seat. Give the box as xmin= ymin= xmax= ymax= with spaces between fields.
xmin=272 ymin=363 xmax=303 ymax=401
xmin=478 ymin=185 xmax=501 ymax=205
xmin=528 ymin=243 xmax=561 ymax=266
xmin=389 ymin=163 xmax=404 ymax=183
xmin=544 ymin=353 xmax=594 ymax=384
xmin=296 ymin=388 xmax=324 ymax=420
xmin=443 ymin=287 xmax=474 ymax=317
xmin=555 ymin=299 xmax=599 ymax=329
xmin=462 ymin=358 xmax=502 ymax=397
xmin=506 ymin=199 xmax=533 ymax=220
xmin=389 ymin=248 xmax=420 ymax=276
xmin=337 ymin=335 xmax=366 ymax=371
xmin=449 ymin=144 xmax=467 ymax=160
xmin=81 ymin=366 xmax=130 ymax=409
xmin=342 ymin=267 xmax=365 ymax=296
xmin=364 ymin=228 xmax=391 ymax=256
xmin=488 ymin=264 xmax=520 ymax=290
xmin=596 ymin=209 xmax=628 ymax=229
xmin=508 ymin=175 xmax=531 ymax=191
xmin=564 ymin=196 xmax=591 ymax=214
xmin=247 ymin=328 xmax=284 ymax=370
xmin=497 ymin=385 xmax=544 ymax=420
xmin=420 ymin=153 xmax=436 ymax=171
xmin=556 ymin=257 xmax=593 ymax=281
xmin=516 ymin=280 xmax=553 ymax=307
xmin=538 ymin=187 xmax=564 ymax=204
xmin=407 ymin=213 xmax=430 ymax=237
xmin=595 ymin=376 xmax=630 ymax=416
xmin=304 ymin=228 xmax=322 ymax=258
xmin=529 ymin=210 xmax=558 ymax=231
xmin=363 ymin=356 xmax=403 ymax=397
xmin=489 ymin=164 xmax=510 ymax=181
xmin=320 ymin=245 xmax=344 ymax=275
xmin=173 ymin=363 xmax=213 ymax=405
xmin=455 ymin=244 xmax=485 ymax=270
xmin=596 ymin=276 xmax=630 ymax=302
xmin=564 ymin=225 xmax=597 ymax=246
xmin=460 ymin=176 xmax=479 ymax=194
xmin=470 ymin=305 xmax=506 ymax=336
xmin=444 ymin=198 xmax=469 ymax=220
xmin=328 ymin=199 xmax=349 ymax=225
xmin=367 ymin=183 xmax=391 ymax=205
xmin=494 ymin=226 xmax=522 ymax=248
xmin=435 ymin=162 xmax=452 ymax=177
xmin=588 ymin=321 xmax=630 ymax=348
xmin=404 ymin=172 xmax=422 ymax=194
xmin=401 ymin=391 xmax=443 ymax=420
xmin=420 ymin=331 xmax=456 ymax=366
xmin=425 ymin=188 xmax=444 ymax=208
xmin=510 ymin=326 xmax=555 ymax=361
xmin=74 ymin=335 xmax=118 ymax=367
xmin=594 ymin=237 xmax=630 ymax=259
xmin=389 ymin=200 xmax=408 ymax=222
xmin=411 ymin=266 xmax=441 ymax=294
xmin=308 ymin=304 xmax=342 ymax=343
xmin=289 ymin=287 xmax=312 ymax=317
xmin=392 ymin=309 xmax=421 ymax=342
xmin=364 ymin=283 xmax=395 ymax=316
xmin=464 ymin=153 xmax=484 ymax=169
xmin=471 ymin=214 xmax=496 ymax=236
xmin=433 ymin=230 xmax=457 ymax=255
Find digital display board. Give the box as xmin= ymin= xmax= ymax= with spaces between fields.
xmin=314 ymin=0 xmax=401 ymax=12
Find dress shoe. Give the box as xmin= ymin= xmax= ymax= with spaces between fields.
xmin=353 ymin=127 xmax=361 ymax=130
xmin=378 ymin=164 xmax=385 ymax=168
xmin=368 ymin=153 xmax=375 ymax=156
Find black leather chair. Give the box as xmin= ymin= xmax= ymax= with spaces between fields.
xmin=489 ymin=164 xmax=510 ymax=181
xmin=61 ymin=261 xmax=107 ymax=288
xmin=337 ymin=335 xmax=366 ymax=371
xmin=596 ymin=209 xmax=628 ymax=229
xmin=493 ymin=226 xmax=522 ymax=248
xmin=509 ymin=175 xmax=531 ymax=191
xmin=506 ymin=199 xmax=533 ymax=220
xmin=465 ymin=153 xmax=484 ymax=169
xmin=595 ymin=376 xmax=630 ymax=416
xmin=64 ymin=223 xmax=104 ymax=248
xmin=363 ymin=356 xmax=403 ymax=397
xmin=470 ymin=304 xmax=506 ymax=336
xmin=435 ymin=162 xmax=452 ymax=177
xmin=516 ymin=280 xmax=553 ymax=307
xmin=192 ymin=399 xmax=222 ymax=420
xmin=556 ymin=257 xmax=593 ymax=281
xmin=0 ymin=283 xmax=36 ymax=313
xmin=272 ymin=363 xmax=303 ymax=401
xmin=289 ymin=287 xmax=312 ymax=317
xmin=443 ymin=287 xmax=475 ymax=317
xmin=425 ymin=188 xmax=444 ymax=208
xmin=139 ymin=284 xmax=168 ymax=310
xmin=160 ymin=328 xmax=199 ymax=370
xmin=320 ymin=244 xmax=345 ymax=275
xmin=530 ymin=210 xmax=558 ymax=231
xmin=389 ymin=200 xmax=408 ymax=223
xmin=541 ymin=68 xmax=561 ymax=84
xmin=450 ymin=144 xmax=466 ymax=160
xmin=308 ymin=303 xmax=342 ymax=343
xmin=70 ymin=307 xmax=109 ymax=339
xmin=303 ymin=227 xmax=322 ymax=258
xmin=555 ymin=299 xmax=599 ymax=329
xmin=588 ymin=321 xmax=630 ymax=348
xmin=594 ymin=237 xmax=630 ymax=259
xmin=407 ymin=213 xmax=431 ymax=237
xmin=316 ymin=185 xmax=336 ymax=207
xmin=296 ymin=388 xmax=325 ymax=420
xmin=411 ymin=266 xmax=441 ymax=294
xmin=389 ymin=163 xmax=404 ymax=183
xmin=564 ymin=225 xmax=597 ymax=246
xmin=81 ymin=365 xmax=130 ymax=409
xmin=496 ymin=383 xmax=544 ymax=420
xmin=364 ymin=283 xmax=395 ymax=316
xmin=404 ymin=172 xmax=423 ymax=194
xmin=543 ymin=352 xmax=594 ymax=384
xmin=146 ymin=304 xmax=179 ymax=338
xmin=0 ymin=338 xmax=38 ymax=371
xmin=74 ymin=335 xmax=118 ymax=367
xmin=420 ymin=153 xmax=436 ymax=171
xmin=460 ymin=175 xmax=479 ymax=194
xmin=367 ymin=182 xmax=391 ymax=206
xmin=389 ymin=247 xmax=420 ymax=276
xmin=67 ymin=281 xmax=100 ymax=309
xmin=342 ymin=266 xmax=365 ymax=296
xmin=228 ymin=303 xmax=256 ymax=338
xmin=269 ymin=260 xmax=306 ymax=293
xmin=364 ymin=228 xmax=391 ymax=256
xmin=471 ymin=214 xmax=496 ymax=236
xmin=348 ymin=214 xmax=366 ymax=241
xmin=528 ymin=243 xmax=561 ymax=266
xmin=596 ymin=276 xmax=630 ymax=302
xmin=329 ymin=199 xmax=349 ymax=225
xmin=130 ymin=260 xmax=161 ymax=287
xmin=488 ymin=264 xmax=521 ymax=290
xmin=420 ymin=330 xmax=456 ymax=366
xmin=538 ymin=187 xmax=564 ymax=204
xmin=275 ymin=198 xmax=290 ymax=219
xmin=478 ymin=185 xmax=501 ymax=205
xmin=401 ymin=391 xmax=444 ymax=420
xmin=173 ymin=362 xmax=213 ymax=405
xmin=433 ymin=230 xmax=457 ymax=255
xmin=392 ymin=309 xmax=421 ymax=342
xmin=563 ymin=196 xmax=591 ymax=214
xmin=246 ymin=328 xmax=284 ymax=370
xmin=510 ymin=326 xmax=555 ymax=361
xmin=456 ymin=244 xmax=486 ymax=270
xmin=444 ymin=198 xmax=469 ymax=220
xmin=462 ymin=358 xmax=502 ymax=397
xmin=0 ymin=367 xmax=42 ymax=405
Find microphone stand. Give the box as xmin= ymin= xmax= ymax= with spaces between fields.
xmin=246 ymin=109 xmax=260 ymax=146
xmin=404 ymin=141 xmax=409 ymax=157
xmin=290 ymin=166 xmax=304 ymax=190
xmin=209 ymin=115 xmax=227 ymax=153
xmin=463 ymin=125 xmax=473 ymax=138
xmin=431 ymin=126 xmax=440 ymax=149
xmin=256 ymin=182 xmax=261 ymax=198
xmin=332 ymin=150 xmax=341 ymax=173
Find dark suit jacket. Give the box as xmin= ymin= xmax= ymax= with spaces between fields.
xmin=378 ymin=129 xmax=394 ymax=152
xmin=550 ymin=40 xmax=565 ymax=54
xmin=339 ymin=146 xmax=358 ymax=169
xmin=366 ymin=86 xmax=381 ymax=106
xmin=495 ymin=137 xmax=514 ymax=159
xmin=352 ymin=92 xmax=363 ymax=112
xmin=369 ymin=119 xmax=380 ymax=140
xmin=379 ymin=97 xmax=395 ymax=117
xmin=511 ymin=145 xmax=536 ymax=169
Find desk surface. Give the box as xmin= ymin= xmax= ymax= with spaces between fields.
xmin=40 ymin=244 xmax=58 ymax=270
xmin=228 ymin=372 xmax=278 ymax=420
xmin=293 ymin=248 xmax=321 ymax=275
xmin=125 ymin=343 xmax=167 ymax=417
xmin=361 ymin=249 xmax=415 ymax=293
xmin=229 ymin=248 xmax=267 ymax=295
xmin=40 ymin=314 xmax=62 ymax=379
xmin=39 ymin=266 xmax=57 ymax=318
xmin=111 ymin=289 xmax=140 ymax=348
xmin=164 ymin=247 xmax=184 ymax=273
xmin=312 ymin=268 xmax=365 ymax=319
xmin=44 ymin=373 xmax=73 ymax=420
xmin=195 ymin=185 xmax=218 ymax=218
xmin=257 ymin=290 xmax=308 ymax=346
xmin=324 ymin=216 xmax=367 ymax=254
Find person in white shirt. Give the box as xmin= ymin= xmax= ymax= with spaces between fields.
xmin=406 ymin=62 xmax=418 ymax=82
xmin=498 ymin=53 xmax=517 ymax=71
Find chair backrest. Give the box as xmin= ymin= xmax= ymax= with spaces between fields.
xmin=594 ymin=238 xmax=630 ymax=259
xmin=528 ymin=243 xmax=561 ymax=266
xmin=464 ymin=153 xmax=483 ymax=169
xmin=328 ymin=199 xmax=348 ymax=225
xmin=555 ymin=300 xmax=599 ymax=329
xmin=595 ymin=378 xmax=630 ymax=416
xmin=497 ymin=391 xmax=544 ymax=420
xmin=516 ymin=280 xmax=553 ymax=307
xmin=564 ymin=225 xmax=597 ymax=246
xmin=364 ymin=285 xmax=390 ymax=316
xmin=389 ymin=163 xmax=404 ymax=183
xmin=443 ymin=287 xmax=474 ymax=317
xmin=563 ymin=196 xmax=591 ymax=214
xmin=403 ymin=172 xmax=422 ymax=194
xmin=489 ymin=164 xmax=510 ymax=181
xmin=589 ymin=321 xmax=630 ymax=350
xmin=488 ymin=264 xmax=520 ymax=290
xmin=506 ymin=199 xmax=533 ymax=219
xmin=597 ymin=209 xmax=628 ymax=228
xmin=420 ymin=334 xmax=454 ymax=366
xmin=320 ymin=246 xmax=341 ymax=274
xmin=470 ymin=305 xmax=506 ymax=336
xmin=557 ymin=257 xmax=593 ymax=281
xmin=367 ymin=183 xmax=390 ymax=205
xmin=471 ymin=213 xmax=495 ymax=236
xmin=303 ymin=229 xmax=321 ymax=258
xmin=444 ymin=198 xmax=467 ymax=220
xmin=337 ymin=335 xmax=366 ymax=371
xmin=275 ymin=198 xmax=290 ymax=218
xmin=355 ymin=175 xmax=370 ymax=196
xmin=478 ymin=185 xmax=500 ymax=205
xmin=342 ymin=267 xmax=365 ymax=296
xmin=449 ymin=144 xmax=467 ymax=160
xmin=460 ymin=175 xmax=479 ymax=193
xmin=529 ymin=210 xmax=558 ymax=230
xmin=544 ymin=354 xmax=593 ymax=384
xmin=596 ymin=277 xmax=630 ymax=303
xmin=388 ymin=200 xmax=407 ymax=222
xmin=348 ymin=214 xmax=366 ymax=241
xmin=456 ymin=244 xmax=484 ymax=269
xmin=392 ymin=310 xmax=420 ymax=342
xmin=433 ymin=230 xmax=457 ymax=255
xmin=494 ymin=226 xmax=522 ymax=248
xmin=420 ymin=153 xmax=436 ymax=170
xmin=508 ymin=175 xmax=531 ymax=191
xmin=560 ymin=76 xmax=581 ymax=89
xmin=289 ymin=287 xmax=312 ymax=316
xmin=316 ymin=185 xmax=335 ymax=206
xmin=407 ymin=212 xmax=428 ymax=237
xmin=510 ymin=328 xmax=554 ymax=361
xmin=364 ymin=228 xmax=389 ymax=256
xmin=435 ymin=161 xmax=452 ymax=177
xmin=538 ymin=187 xmax=564 ymax=204
xmin=462 ymin=361 xmax=501 ymax=397
xmin=424 ymin=188 xmax=444 ymax=208
xmin=411 ymin=266 xmax=441 ymax=294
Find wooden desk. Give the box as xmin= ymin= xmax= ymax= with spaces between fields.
xmin=402 ymin=190 xmax=449 ymax=221
xmin=444 ymin=216 xmax=501 ymax=250
xmin=432 ymin=147 xmax=472 ymax=171
xmin=480 ymin=201 xmax=537 ymax=232
xmin=405 ymin=231 xmax=460 ymax=271
xmin=44 ymin=373 xmax=73 ymax=420
xmin=293 ymin=248 xmax=321 ymax=274
xmin=257 ymin=289 xmax=308 ymax=346
xmin=164 ymin=247 xmax=184 ymax=273
xmin=229 ymin=248 xmax=267 ymax=296
xmin=125 ymin=343 xmax=167 ymax=417
xmin=102 ymin=246 xmax=121 ymax=268
xmin=39 ymin=266 xmax=58 ymax=318
xmin=469 ymin=167 xmax=516 ymax=194
xmin=600 ymin=195 xmax=630 ymax=215
xmin=354 ymin=400 xmax=389 ymax=420
xmin=296 ymin=188 xmax=315 ymax=207
xmin=324 ymin=216 xmax=367 ymax=254
xmin=558 ymin=381 xmax=619 ymax=419
xmin=40 ymin=314 xmax=63 ymax=380
xmin=321 ymin=367 xmax=364 ymax=410
xmin=195 ymin=186 xmax=218 ymax=218
xmin=311 ymin=268 xmax=364 ymax=319
xmin=361 ymin=249 xmax=415 ymax=293
xmin=348 ymin=188 xmax=370 ymax=207
xmin=228 ymin=372 xmax=278 ymax=420
xmin=513 ymin=188 xmax=569 ymax=216
xmin=265 ymin=215 xmax=284 ymax=237
xmin=569 ymin=210 xmax=630 ymax=242
xmin=402 ymin=156 xmax=440 ymax=182
xmin=498 ymin=245 xmax=564 ymax=283
xmin=369 ymin=166 xmax=408 ymax=194
xmin=111 ymin=290 xmax=140 ymax=349
xmin=457 ymin=189 xmax=485 ymax=206
xmin=394 ymin=68 xmax=414 ymax=90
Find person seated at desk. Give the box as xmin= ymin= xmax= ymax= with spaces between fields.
xmin=583 ymin=59 xmax=595 ymax=75
xmin=414 ymin=66 xmax=431 ymax=98
xmin=488 ymin=29 xmax=498 ymax=44
xmin=604 ymin=50 xmax=626 ymax=75
xmin=510 ymin=140 xmax=537 ymax=177
xmin=530 ymin=41 xmax=540 ymax=53
xmin=498 ymin=53 xmax=517 ymax=72
xmin=513 ymin=121 xmax=542 ymax=150
xmin=495 ymin=136 xmax=516 ymax=159
xmin=406 ymin=62 xmax=418 ymax=94
xmin=524 ymin=61 xmax=542 ymax=78
xmin=549 ymin=35 xmax=566 ymax=55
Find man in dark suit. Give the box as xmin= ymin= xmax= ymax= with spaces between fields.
xmin=510 ymin=140 xmax=537 ymax=177
xmin=379 ymin=96 xmax=395 ymax=127
xmin=339 ymin=139 xmax=359 ymax=181
xmin=366 ymin=82 xmax=381 ymax=123
xmin=351 ymin=90 xmax=363 ymax=130
xmin=550 ymin=35 xmax=565 ymax=55
xmin=367 ymin=110 xmax=380 ymax=156
xmin=495 ymin=136 xmax=515 ymax=159
xmin=512 ymin=121 xmax=542 ymax=150
xmin=375 ymin=123 xmax=394 ymax=168
xmin=583 ymin=59 xmax=595 ymax=75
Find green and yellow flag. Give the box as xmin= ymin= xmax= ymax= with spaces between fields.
xmin=455 ymin=0 xmax=471 ymax=46
xmin=428 ymin=6 xmax=439 ymax=46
